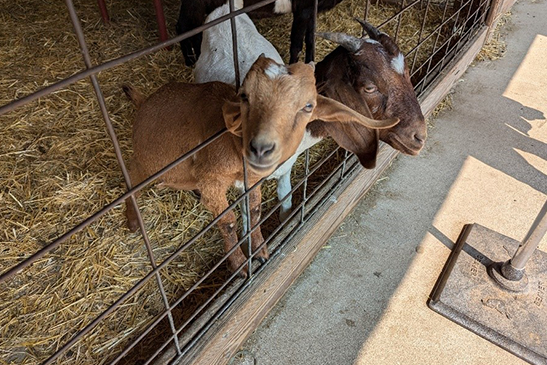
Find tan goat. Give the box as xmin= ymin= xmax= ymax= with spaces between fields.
xmin=124 ymin=56 xmax=398 ymax=275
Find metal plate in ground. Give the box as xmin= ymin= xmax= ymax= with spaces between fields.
xmin=428 ymin=223 xmax=547 ymax=365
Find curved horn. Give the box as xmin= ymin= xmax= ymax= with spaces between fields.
xmin=354 ymin=18 xmax=381 ymax=40
xmin=354 ymin=18 xmax=402 ymax=56
xmin=316 ymin=32 xmax=364 ymax=53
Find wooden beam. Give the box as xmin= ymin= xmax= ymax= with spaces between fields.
xmin=485 ymin=0 xmax=515 ymax=41
xmin=160 ymin=24 xmax=491 ymax=365
xmin=499 ymin=0 xmax=518 ymax=19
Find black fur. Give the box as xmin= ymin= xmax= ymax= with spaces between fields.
xmin=175 ymin=0 xmax=344 ymax=66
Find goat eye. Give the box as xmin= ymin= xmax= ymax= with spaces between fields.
xmin=364 ymin=85 xmax=377 ymax=93
xmin=302 ymin=102 xmax=313 ymax=113
xmin=240 ymin=92 xmax=248 ymax=102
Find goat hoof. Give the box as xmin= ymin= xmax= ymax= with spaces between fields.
xmin=184 ymin=56 xmax=197 ymax=67
xmin=236 ymin=268 xmax=248 ymax=279
xmin=127 ymin=220 xmax=139 ymax=232
xmin=279 ymin=210 xmax=292 ymax=223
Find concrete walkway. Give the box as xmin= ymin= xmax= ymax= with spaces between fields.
xmin=234 ymin=0 xmax=547 ymax=364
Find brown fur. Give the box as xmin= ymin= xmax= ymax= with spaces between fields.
xmin=315 ymin=28 xmax=427 ymax=168
xmin=124 ymin=56 xmax=398 ymax=275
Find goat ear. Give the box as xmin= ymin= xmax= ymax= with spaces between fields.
xmin=323 ymin=121 xmax=379 ymax=169
xmin=313 ymin=95 xmax=399 ymax=129
xmin=222 ymin=100 xmax=242 ymax=137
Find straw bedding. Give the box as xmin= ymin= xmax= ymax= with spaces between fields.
xmin=1 ymin=0 xmax=460 ymax=363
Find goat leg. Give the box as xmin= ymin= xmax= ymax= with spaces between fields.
xmin=200 ymin=185 xmax=248 ymax=277
xmin=249 ymin=186 xmax=268 ymax=264
xmin=276 ymin=170 xmax=293 ymax=224
xmin=304 ymin=7 xmax=316 ymax=63
xmin=289 ymin=7 xmax=313 ymax=63
xmin=175 ymin=2 xmax=206 ymax=66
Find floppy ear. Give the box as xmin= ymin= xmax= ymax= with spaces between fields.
xmin=315 ymin=77 xmax=380 ymax=168
xmin=312 ymin=95 xmax=399 ymax=129
xmin=222 ymin=100 xmax=242 ymax=137
xmin=323 ymin=121 xmax=379 ymax=169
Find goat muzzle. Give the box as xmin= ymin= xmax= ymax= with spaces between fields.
xmin=246 ymin=138 xmax=279 ymax=173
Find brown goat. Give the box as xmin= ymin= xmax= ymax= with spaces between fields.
xmin=124 ymin=56 xmax=399 ymax=275
xmin=316 ymin=20 xmax=427 ymax=167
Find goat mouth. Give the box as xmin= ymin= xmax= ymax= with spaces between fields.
xmin=385 ymin=133 xmax=423 ymax=156
xmin=246 ymin=159 xmax=278 ymax=173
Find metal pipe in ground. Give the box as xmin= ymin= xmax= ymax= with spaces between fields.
xmin=500 ymin=200 xmax=547 ymax=281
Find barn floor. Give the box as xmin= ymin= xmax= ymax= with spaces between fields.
xmin=232 ymin=0 xmax=547 ymax=364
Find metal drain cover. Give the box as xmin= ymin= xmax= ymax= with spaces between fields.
xmin=428 ymin=223 xmax=547 ymax=365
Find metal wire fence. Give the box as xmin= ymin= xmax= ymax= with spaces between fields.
xmin=0 ymin=0 xmax=491 ymax=363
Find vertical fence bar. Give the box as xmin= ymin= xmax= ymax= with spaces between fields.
xmin=394 ymin=0 xmax=407 ymax=42
xmin=410 ymin=0 xmax=433 ymax=74
xmin=64 ymin=0 xmax=182 ymax=359
xmin=418 ymin=0 xmax=452 ymax=94
xmin=301 ymin=149 xmax=311 ymax=223
xmin=437 ymin=0 xmax=468 ymax=72
xmin=340 ymin=150 xmax=350 ymax=178
xmin=311 ymin=0 xmax=318 ymax=62
xmin=228 ymin=0 xmax=252 ymax=275
xmin=229 ymin=0 xmax=242 ymax=90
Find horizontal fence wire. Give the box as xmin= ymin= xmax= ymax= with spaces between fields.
xmin=0 ymin=0 xmax=492 ymax=363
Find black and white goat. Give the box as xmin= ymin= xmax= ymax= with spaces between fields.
xmin=176 ymin=0 xmax=344 ymax=66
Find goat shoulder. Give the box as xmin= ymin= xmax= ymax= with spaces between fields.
xmin=130 ymin=82 xmax=242 ymax=188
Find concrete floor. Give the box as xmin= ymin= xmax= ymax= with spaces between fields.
xmin=233 ymin=0 xmax=547 ymax=364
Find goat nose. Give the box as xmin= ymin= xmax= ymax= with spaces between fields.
xmin=250 ymin=139 xmax=276 ymax=158
xmin=413 ymin=133 xmax=426 ymax=145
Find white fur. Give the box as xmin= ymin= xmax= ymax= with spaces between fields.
xmin=194 ymin=3 xmax=284 ymax=85
xmin=234 ymin=180 xmax=245 ymax=191
xmin=196 ymin=2 xmax=322 ymax=227
xmin=264 ymin=62 xmax=287 ymax=79
xmin=391 ymin=52 xmax=405 ymax=75
xmin=274 ymin=0 xmax=292 ymax=14
xmin=270 ymin=129 xmax=322 ymax=179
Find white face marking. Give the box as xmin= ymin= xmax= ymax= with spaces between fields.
xmin=391 ymin=53 xmax=405 ymax=75
xmin=234 ymin=180 xmax=245 ymax=192
xmin=264 ymin=62 xmax=287 ymax=79
xmin=274 ymin=0 xmax=292 ymax=14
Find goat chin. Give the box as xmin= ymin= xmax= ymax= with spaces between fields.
xmin=384 ymin=133 xmax=422 ymax=156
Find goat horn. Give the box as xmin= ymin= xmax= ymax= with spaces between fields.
xmin=316 ymin=32 xmax=364 ymax=53
xmin=354 ymin=18 xmax=381 ymax=40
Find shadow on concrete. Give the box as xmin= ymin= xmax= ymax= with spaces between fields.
xmin=238 ymin=3 xmax=546 ymax=364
